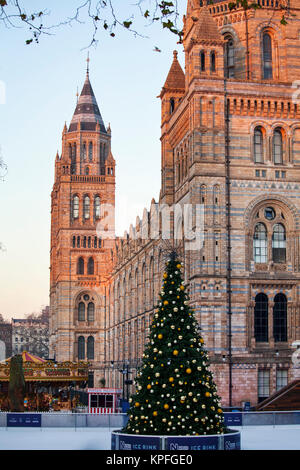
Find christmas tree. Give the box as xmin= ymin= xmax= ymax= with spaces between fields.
xmin=123 ymin=253 xmax=225 ymax=436
xmin=9 ymin=354 xmax=25 ymax=412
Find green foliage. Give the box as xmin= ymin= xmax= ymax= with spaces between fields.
xmin=123 ymin=255 xmax=225 ymax=436
xmin=9 ymin=355 xmax=25 ymax=412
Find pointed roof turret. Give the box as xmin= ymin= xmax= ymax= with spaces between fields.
xmin=193 ymin=4 xmax=222 ymax=43
xmin=163 ymin=51 xmax=185 ymax=91
xmin=69 ymin=65 xmax=106 ymax=133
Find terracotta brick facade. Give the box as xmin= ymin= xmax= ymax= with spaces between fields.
xmin=50 ymin=1 xmax=300 ymax=406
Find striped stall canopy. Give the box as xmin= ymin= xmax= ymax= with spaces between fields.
xmin=90 ymin=407 xmax=120 ymax=414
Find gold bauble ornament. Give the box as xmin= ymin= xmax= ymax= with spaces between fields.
xmin=173 ymin=350 xmax=179 ymax=356
xmin=164 ymin=404 xmax=169 ymax=410
xmin=186 ymin=368 xmax=192 ymax=374
xmin=158 ymin=334 xmax=163 ymax=339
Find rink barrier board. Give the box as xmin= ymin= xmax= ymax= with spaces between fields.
xmin=111 ymin=429 xmax=241 ymax=451
xmin=1 ymin=411 xmax=300 ymax=428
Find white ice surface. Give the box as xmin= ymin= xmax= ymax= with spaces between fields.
xmin=0 ymin=426 xmax=299 ymax=450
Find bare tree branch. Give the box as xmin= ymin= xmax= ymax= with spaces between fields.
xmin=0 ymin=0 xmax=182 ymax=47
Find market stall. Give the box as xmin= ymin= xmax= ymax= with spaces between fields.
xmin=87 ymin=388 xmax=122 ymax=414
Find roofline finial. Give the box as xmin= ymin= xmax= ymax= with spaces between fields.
xmin=86 ymin=51 xmax=90 ymax=76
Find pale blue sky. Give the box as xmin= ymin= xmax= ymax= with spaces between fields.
xmin=0 ymin=1 xmax=185 ymax=319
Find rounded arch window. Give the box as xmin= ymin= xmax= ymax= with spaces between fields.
xmin=170 ymin=98 xmax=175 ymax=114
xmin=78 ymin=302 xmax=85 ymax=321
xmin=88 ymin=142 xmax=93 ymax=161
xmin=210 ymin=51 xmax=216 ymax=73
xmin=253 ymin=223 xmax=268 ymax=264
xmin=87 ymin=302 xmax=95 ymax=322
xmin=94 ymin=196 xmax=101 ymax=219
xmin=76 ymin=293 xmax=96 ymax=323
xmin=254 ymin=293 xmax=268 ymax=342
xmin=224 ymin=35 xmax=235 ymax=78
xmin=273 ymin=293 xmax=287 ymax=342
xmin=87 ymin=257 xmax=94 ymax=275
xmin=272 ymin=224 xmax=286 ymax=263
xmin=78 ymin=336 xmax=85 ymax=360
xmin=273 ymin=128 xmax=283 ymax=164
xmin=87 ymin=336 xmax=95 ymax=360
xmin=200 ymin=51 xmax=205 ymax=72
xmin=72 ymin=195 xmax=79 ymax=219
xmin=83 ymin=196 xmax=90 ymax=219
xmin=262 ymin=32 xmax=273 ymax=79
xmin=254 ymin=127 xmax=264 ymax=163
xmin=77 ymin=257 xmax=84 ymax=275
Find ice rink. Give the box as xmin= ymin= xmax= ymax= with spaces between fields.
xmin=0 ymin=425 xmax=299 ymax=450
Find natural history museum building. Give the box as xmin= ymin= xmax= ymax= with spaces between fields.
xmin=50 ymin=0 xmax=300 ymax=407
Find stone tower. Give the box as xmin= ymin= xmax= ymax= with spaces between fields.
xmin=49 ymin=65 xmax=116 ymax=386
xmin=103 ymin=0 xmax=300 ymax=407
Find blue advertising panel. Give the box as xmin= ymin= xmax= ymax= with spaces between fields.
xmin=224 ymin=412 xmax=243 ymax=426
xmin=118 ymin=434 xmax=161 ymax=451
xmin=166 ymin=436 xmax=219 ymax=451
xmin=7 ymin=413 xmax=42 ymax=427
xmin=224 ymin=432 xmax=241 ymax=450
xmin=243 ymin=402 xmax=251 ymax=412
xmin=111 ymin=433 xmax=117 ymax=450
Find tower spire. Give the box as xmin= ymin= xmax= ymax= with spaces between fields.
xmin=68 ymin=61 xmax=107 ymax=133
xmin=86 ymin=52 xmax=90 ymax=76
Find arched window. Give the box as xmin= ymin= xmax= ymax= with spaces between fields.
xmin=225 ymin=36 xmax=235 ymax=78
xmin=210 ymin=51 xmax=216 ymax=73
xmin=272 ymin=224 xmax=286 ymax=263
xmin=89 ymin=142 xmax=93 ymax=161
xmin=87 ymin=336 xmax=94 ymax=360
xmin=200 ymin=51 xmax=205 ymax=72
xmin=72 ymin=195 xmax=79 ymax=219
xmin=87 ymin=257 xmax=94 ymax=275
xmin=94 ymin=196 xmax=101 ymax=220
xmin=262 ymin=32 xmax=273 ymax=79
xmin=81 ymin=142 xmax=87 ymax=160
xmin=77 ymin=257 xmax=84 ymax=275
xmin=85 ymin=167 xmax=90 ymax=175
xmin=254 ymin=127 xmax=264 ymax=163
xmin=87 ymin=302 xmax=95 ymax=322
xmin=78 ymin=336 xmax=85 ymax=360
xmin=273 ymin=293 xmax=287 ymax=342
xmin=170 ymin=98 xmax=175 ymax=114
xmin=253 ymin=223 xmax=268 ymax=263
xmin=273 ymin=128 xmax=283 ymax=164
xmin=254 ymin=293 xmax=269 ymax=342
xmin=71 ymin=144 xmax=76 ymax=174
xmin=78 ymin=302 xmax=85 ymax=321
xmin=83 ymin=196 xmax=90 ymax=219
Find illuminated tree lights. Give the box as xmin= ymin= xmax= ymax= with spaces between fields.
xmin=123 ymin=254 xmax=225 ymax=436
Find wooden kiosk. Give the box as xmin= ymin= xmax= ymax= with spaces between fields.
xmin=87 ymin=388 xmax=122 ymax=414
